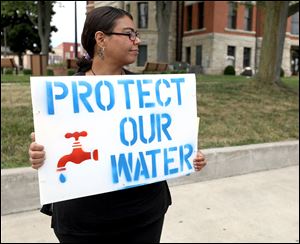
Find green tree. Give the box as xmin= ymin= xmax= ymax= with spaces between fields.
xmin=1 ymin=1 xmax=57 ymax=64
xmin=255 ymin=1 xmax=299 ymax=87
xmin=1 ymin=12 xmax=41 ymax=67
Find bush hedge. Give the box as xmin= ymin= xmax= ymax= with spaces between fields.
xmin=224 ymin=65 xmax=236 ymax=75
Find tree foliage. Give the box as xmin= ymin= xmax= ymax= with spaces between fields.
xmin=1 ymin=9 xmax=41 ymax=54
xmin=1 ymin=1 xmax=57 ymax=62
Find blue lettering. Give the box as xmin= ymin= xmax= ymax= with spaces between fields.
xmin=111 ymin=153 xmax=133 ymax=183
xmin=146 ymin=149 xmax=160 ymax=178
xmin=134 ymin=152 xmax=150 ymax=181
xmin=117 ymin=79 xmax=134 ymax=109
xmin=164 ymin=146 xmax=179 ymax=175
xmin=72 ymin=81 xmax=79 ymax=113
xmin=137 ymin=79 xmax=155 ymax=108
xmin=180 ymin=144 xmax=193 ymax=171
xmin=156 ymin=113 xmax=172 ymax=142
xmin=161 ymin=113 xmax=172 ymax=141
xmin=171 ymin=78 xmax=185 ymax=105
xmin=78 ymin=81 xmax=93 ymax=112
xmin=120 ymin=117 xmax=137 ymax=146
xmin=95 ymin=80 xmax=115 ymax=111
xmin=110 ymin=144 xmax=193 ymax=184
xmin=46 ymin=76 xmax=186 ymax=114
xmin=46 ymin=82 xmax=54 ymax=115
xmin=120 ymin=113 xmax=172 ymax=146
xmin=72 ymin=81 xmax=94 ymax=113
xmin=46 ymin=81 xmax=68 ymax=115
xmin=139 ymin=114 xmax=156 ymax=144
xmin=156 ymin=79 xmax=171 ymax=106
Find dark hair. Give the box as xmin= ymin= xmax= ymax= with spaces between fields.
xmin=77 ymin=6 xmax=133 ymax=72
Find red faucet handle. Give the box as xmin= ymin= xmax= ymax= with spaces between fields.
xmin=65 ymin=131 xmax=88 ymax=141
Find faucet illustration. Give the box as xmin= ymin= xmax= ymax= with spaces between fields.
xmin=57 ymin=131 xmax=98 ymax=183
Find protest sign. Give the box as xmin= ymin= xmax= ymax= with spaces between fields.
xmin=30 ymin=74 xmax=198 ymax=204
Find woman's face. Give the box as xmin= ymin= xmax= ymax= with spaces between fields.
xmin=104 ymin=16 xmax=141 ymax=66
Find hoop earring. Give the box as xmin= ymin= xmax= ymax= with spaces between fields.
xmin=98 ymin=47 xmax=105 ymax=60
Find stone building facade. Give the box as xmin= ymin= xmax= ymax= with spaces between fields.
xmin=86 ymin=1 xmax=299 ymax=76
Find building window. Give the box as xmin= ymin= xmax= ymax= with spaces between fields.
xmin=243 ymin=47 xmax=251 ymax=68
xmin=186 ymin=47 xmax=191 ymax=64
xmin=227 ymin=46 xmax=236 ymax=67
xmin=138 ymin=2 xmax=148 ymax=29
xmin=126 ymin=3 xmax=130 ymax=13
xmin=187 ymin=5 xmax=193 ymax=31
xmin=65 ymin=52 xmax=70 ymax=59
xmin=291 ymin=12 xmax=299 ymax=35
xmin=70 ymin=45 xmax=73 ymax=52
xmin=137 ymin=45 xmax=147 ymax=66
xmin=227 ymin=2 xmax=237 ymax=29
xmin=198 ymin=2 xmax=204 ymax=29
xmin=244 ymin=5 xmax=252 ymax=31
xmin=291 ymin=47 xmax=299 ymax=75
xmin=196 ymin=45 xmax=202 ymax=66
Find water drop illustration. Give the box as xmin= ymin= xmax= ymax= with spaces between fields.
xmin=59 ymin=173 xmax=67 ymax=183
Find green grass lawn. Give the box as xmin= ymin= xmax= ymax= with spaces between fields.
xmin=1 ymin=74 xmax=31 ymax=83
xmin=197 ymin=75 xmax=299 ymax=148
xmin=1 ymin=74 xmax=299 ymax=169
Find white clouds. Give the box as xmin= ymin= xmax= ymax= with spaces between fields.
xmin=51 ymin=1 xmax=86 ymax=47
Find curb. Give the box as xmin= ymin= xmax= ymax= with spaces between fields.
xmin=1 ymin=140 xmax=299 ymax=215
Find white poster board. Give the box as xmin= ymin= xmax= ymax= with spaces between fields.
xmin=30 ymin=74 xmax=198 ymax=204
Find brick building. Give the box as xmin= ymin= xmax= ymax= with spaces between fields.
xmin=49 ymin=42 xmax=82 ymax=64
xmin=86 ymin=1 xmax=299 ymax=76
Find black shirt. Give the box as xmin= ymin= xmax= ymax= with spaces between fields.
xmin=44 ymin=69 xmax=172 ymax=235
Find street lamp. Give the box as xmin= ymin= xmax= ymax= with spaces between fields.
xmin=74 ymin=1 xmax=78 ymax=59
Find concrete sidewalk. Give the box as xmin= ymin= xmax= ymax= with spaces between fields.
xmin=1 ymin=165 xmax=299 ymax=243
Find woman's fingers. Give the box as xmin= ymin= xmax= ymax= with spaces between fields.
xmin=29 ymin=141 xmax=45 ymax=169
xmin=29 ymin=142 xmax=44 ymax=152
xmin=193 ymin=151 xmax=207 ymax=171
xmin=30 ymin=132 xmax=35 ymax=142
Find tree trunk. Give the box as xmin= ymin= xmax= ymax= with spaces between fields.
xmin=255 ymin=1 xmax=289 ymax=86
xmin=156 ymin=1 xmax=172 ymax=63
xmin=37 ymin=1 xmax=51 ymax=58
xmin=18 ymin=53 xmax=23 ymax=70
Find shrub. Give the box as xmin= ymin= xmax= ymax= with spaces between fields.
xmin=170 ymin=70 xmax=186 ymax=74
xmin=224 ymin=65 xmax=236 ymax=75
xmin=67 ymin=69 xmax=76 ymax=76
xmin=4 ymin=68 xmax=13 ymax=75
xmin=47 ymin=69 xmax=54 ymax=76
xmin=23 ymin=69 xmax=32 ymax=75
xmin=280 ymin=67 xmax=285 ymax=77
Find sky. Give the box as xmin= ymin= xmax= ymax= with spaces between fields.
xmin=50 ymin=1 xmax=87 ymax=48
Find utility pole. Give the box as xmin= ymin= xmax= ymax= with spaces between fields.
xmin=74 ymin=1 xmax=78 ymax=59
xmin=4 ymin=27 xmax=7 ymax=57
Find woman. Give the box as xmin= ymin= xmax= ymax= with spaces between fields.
xmin=29 ymin=6 xmax=206 ymax=243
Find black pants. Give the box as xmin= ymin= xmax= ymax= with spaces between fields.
xmin=54 ymin=216 xmax=165 ymax=243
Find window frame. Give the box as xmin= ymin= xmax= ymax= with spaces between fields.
xmin=137 ymin=44 xmax=147 ymax=67
xmin=291 ymin=12 xmax=299 ymax=35
xmin=138 ymin=2 xmax=148 ymax=29
xmin=227 ymin=2 xmax=237 ymax=29
xmin=196 ymin=45 xmax=202 ymax=66
xmin=244 ymin=5 xmax=253 ymax=31
xmin=243 ymin=47 xmax=251 ymax=68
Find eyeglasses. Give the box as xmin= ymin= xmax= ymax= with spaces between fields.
xmin=104 ymin=31 xmax=140 ymax=42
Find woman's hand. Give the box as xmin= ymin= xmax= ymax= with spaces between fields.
xmin=193 ymin=150 xmax=207 ymax=171
xmin=28 ymin=132 xmax=46 ymax=170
